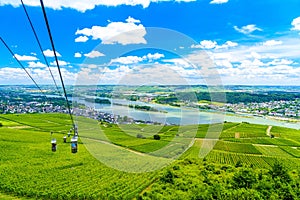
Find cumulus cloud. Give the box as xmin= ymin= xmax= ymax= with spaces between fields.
xmin=191 ymin=40 xmax=238 ymax=49
xmin=43 ymin=49 xmax=61 ymax=57
xmin=74 ymin=52 xmax=82 ymax=58
xmin=262 ymin=40 xmax=283 ymax=46
xmin=199 ymin=40 xmax=217 ymax=49
xmin=0 ymin=0 xmax=197 ymax=12
xmin=111 ymin=56 xmax=143 ymax=64
xmin=291 ymin=16 xmax=300 ymax=31
xmin=27 ymin=61 xmax=46 ymax=68
xmin=84 ymin=50 xmax=105 ymax=58
xmin=216 ymin=41 xmax=238 ymax=49
xmin=14 ymin=54 xmax=38 ymax=61
xmin=267 ymin=59 xmax=294 ymax=66
xmin=210 ymin=0 xmax=228 ymax=4
xmin=143 ymin=53 xmax=165 ymax=60
xmin=0 ymin=66 xmax=76 ymax=85
xmin=125 ymin=16 xmax=141 ymax=23
xmin=75 ymin=36 xmax=89 ymax=42
xmin=111 ymin=53 xmax=165 ymax=64
xmin=50 ymin=60 xmax=70 ymax=66
xmin=234 ymin=24 xmax=262 ymax=34
xmin=75 ymin=16 xmax=146 ymax=45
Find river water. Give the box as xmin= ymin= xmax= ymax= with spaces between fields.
xmin=70 ymin=97 xmax=300 ymax=129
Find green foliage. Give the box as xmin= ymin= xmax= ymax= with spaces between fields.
xmin=213 ymin=141 xmax=262 ymax=154
xmin=1 ymin=114 xmax=300 ymax=199
xmin=140 ymin=159 xmax=300 ymax=200
xmin=153 ymin=134 xmax=161 ymax=140
xmin=0 ymin=114 xmax=157 ymax=199
xmin=233 ymin=168 xmax=257 ymax=189
xmin=269 ymin=162 xmax=291 ymax=183
xmin=160 ymin=170 xmax=175 ymax=184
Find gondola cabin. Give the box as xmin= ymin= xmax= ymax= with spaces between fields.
xmin=51 ymin=139 xmax=57 ymax=152
xmin=71 ymin=137 xmax=78 ymax=153
xmin=63 ymin=136 xmax=67 ymax=143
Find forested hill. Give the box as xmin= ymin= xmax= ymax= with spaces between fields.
xmin=160 ymin=91 xmax=300 ymax=104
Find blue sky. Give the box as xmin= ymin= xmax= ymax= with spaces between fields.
xmin=0 ymin=0 xmax=300 ymax=85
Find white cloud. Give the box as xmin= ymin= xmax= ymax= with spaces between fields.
xmin=192 ymin=40 xmax=217 ymax=49
xmin=267 ymin=59 xmax=294 ymax=66
xmin=262 ymin=40 xmax=283 ymax=46
xmin=291 ymin=16 xmax=300 ymax=31
xmin=210 ymin=0 xmax=228 ymax=4
xmin=126 ymin=16 xmax=141 ymax=23
xmin=0 ymin=0 xmax=197 ymax=12
xmin=14 ymin=54 xmax=38 ymax=61
xmin=111 ymin=56 xmax=143 ymax=64
xmin=84 ymin=50 xmax=105 ymax=58
xmin=27 ymin=61 xmax=46 ymax=68
xmin=143 ymin=53 xmax=165 ymax=60
xmin=216 ymin=41 xmax=238 ymax=49
xmin=74 ymin=52 xmax=82 ymax=58
xmin=50 ymin=60 xmax=70 ymax=66
xmin=111 ymin=53 xmax=165 ymax=65
xmin=0 ymin=66 xmax=76 ymax=85
xmin=162 ymin=58 xmax=191 ymax=69
xmin=75 ymin=16 xmax=146 ymax=45
xmin=43 ymin=49 xmax=61 ymax=57
xmin=75 ymin=36 xmax=89 ymax=42
xmin=191 ymin=40 xmax=238 ymax=49
xmin=234 ymin=24 xmax=262 ymax=34
xmin=200 ymin=40 xmax=217 ymax=49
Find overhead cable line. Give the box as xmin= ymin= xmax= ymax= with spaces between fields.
xmin=39 ymin=0 xmax=75 ymax=133
xmin=20 ymin=0 xmax=61 ymax=96
xmin=0 ymin=36 xmax=47 ymax=99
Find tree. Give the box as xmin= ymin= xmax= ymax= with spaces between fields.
xmin=235 ymin=160 xmax=243 ymax=168
xmin=233 ymin=168 xmax=257 ymax=189
xmin=160 ymin=170 xmax=174 ymax=184
xmin=0 ymin=122 xmax=3 ymax=127
xmin=153 ymin=134 xmax=161 ymax=140
xmin=269 ymin=162 xmax=291 ymax=183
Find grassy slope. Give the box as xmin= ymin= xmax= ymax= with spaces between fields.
xmin=0 ymin=113 xmax=300 ymax=199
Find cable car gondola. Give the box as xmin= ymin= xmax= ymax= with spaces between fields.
xmin=51 ymin=138 xmax=57 ymax=152
xmin=71 ymin=137 xmax=78 ymax=153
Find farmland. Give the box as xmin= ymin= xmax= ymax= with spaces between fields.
xmin=0 ymin=113 xmax=300 ymax=199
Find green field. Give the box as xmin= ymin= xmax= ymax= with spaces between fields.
xmin=0 ymin=113 xmax=300 ymax=199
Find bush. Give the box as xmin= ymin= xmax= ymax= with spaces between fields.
xmin=0 ymin=122 xmax=2 ymax=127
xmin=153 ymin=134 xmax=161 ymax=140
xmin=270 ymin=162 xmax=291 ymax=183
xmin=233 ymin=168 xmax=257 ymax=189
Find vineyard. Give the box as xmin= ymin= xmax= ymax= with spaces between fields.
xmin=195 ymin=122 xmax=300 ymax=169
xmin=0 ymin=113 xmax=300 ymax=199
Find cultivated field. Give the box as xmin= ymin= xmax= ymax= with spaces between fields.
xmin=0 ymin=114 xmax=299 ymax=199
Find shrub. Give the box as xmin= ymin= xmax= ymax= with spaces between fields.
xmin=153 ymin=134 xmax=161 ymax=140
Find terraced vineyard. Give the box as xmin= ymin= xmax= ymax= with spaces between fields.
xmin=0 ymin=114 xmax=159 ymax=199
xmin=198 ymin=122 xmax=300 ymax=169
xmin=1 ymin=114 xmax=300 ymax=199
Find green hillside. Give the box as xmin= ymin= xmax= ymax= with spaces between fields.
xmin=0 ymin=114 xmax=299 ymax=199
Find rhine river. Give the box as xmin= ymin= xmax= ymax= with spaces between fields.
xmin=71 ymin=97 xmax=300 ymax=129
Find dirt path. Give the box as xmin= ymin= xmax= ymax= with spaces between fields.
xmin=82 ymin=137 xmax=146 ymax=156
xmin=266 ymin=125 xmax=272 ymax=137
